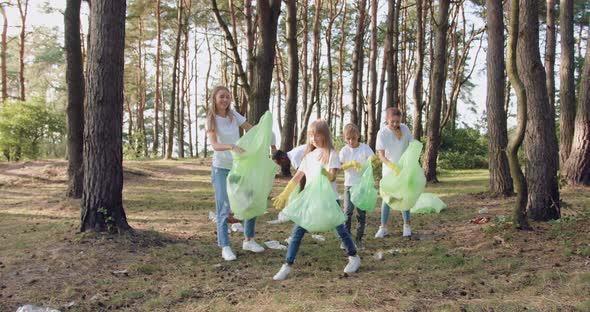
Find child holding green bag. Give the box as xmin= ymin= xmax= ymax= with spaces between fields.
xmin=272 ymin=120 xmax=360 ymax=281
xmin=339 ymin=123 xmax=376 ymax=249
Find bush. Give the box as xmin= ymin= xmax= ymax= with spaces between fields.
xmin=0 ymin=98 xmax=65 ymax=161
xmin=438 ymin=127 xmax=488 ymax=169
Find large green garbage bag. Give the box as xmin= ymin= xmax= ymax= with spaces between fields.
xmin=350 ymin=159 xmax=378 ymax=212
xmin=410 ymin=193 xmax=447 ymax=214
xmin=227 ymin=111 xmax=278 ymax=220
xmin=379 ymin=141 xmax=426 ymax=211
xmin=282 ymin=171 xmax=347 ymax=232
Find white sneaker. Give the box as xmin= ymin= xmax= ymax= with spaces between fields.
xmin=273 ymin=264 xmax=292 ymax=281
xmin=403 ymin=224 xmax=412 ymax=237
xmin=221 ymin=246 xmax=236 ymax=261
xmin=343 ymin=255 xmax=361 ymax=273
xmin=242 ymin=240 xmax=265 ymax=253
xmin=374 ymin=226 xmax=388 ymax=238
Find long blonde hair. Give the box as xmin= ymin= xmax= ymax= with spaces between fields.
xmin=206 ymin=86 xmax=233 ymax=133
xmin=303 ymin=120 xmax=335 ymax=165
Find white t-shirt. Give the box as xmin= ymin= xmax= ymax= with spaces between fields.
xmin=287 ymin=144 xmax=307 ymax=169
xmin=298 ymin=148 xmax=341 ymax=196
xmin=339 ymin=143 xmax=375 ymax=186
xmin=375 ymin=124 xmax=413 ymax=176
xmin=211 ymin=110 xmax=246 ymax=170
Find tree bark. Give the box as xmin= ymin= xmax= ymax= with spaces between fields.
xmin=562 ymin=18 xmax=590 ymax=185
xmin=413 ymin=0 xmax=425 ymax=139
xmin=65 ymin=0 xmax=85 ymax=198
xmin=545 ymin=0 xmax=557 ymax=119
xmin=351 ymin=0 xmax=367 ymax=126
xmin=559 ymin=0 xmax=576 ymax=166
xmin=16 ymin=0 xmax=28 ymax=101
xmin=81 ymin=0 xmax=131 ymax=233
xmin=298 ymin=0 xmax=310 ymax=144
xmin=153 ymin=0 xmax=162 ymax=156
xmin=367 ymin=0 xmax=378 ymax=149
xmin=385 ymin=0 xmax=395 ymax=108
xmin=311 ymin=0 xmax=322 ymax=120
xmin=422 ymin=0 xmax=450 ymax=183
xmin=485 ymin=0 xmax=513 ymax=197
xmin=280 ymin=0 xmax=298 ymax=152
xmin=338 ymin=2 xmax=347 ymax=136
xmin=518 ymin=0 xmax=560 ymax=221
xmin=0 ymin=5 xmax=7 ymax=102
xmin=165 ymin=0 xmax=184 ymax=160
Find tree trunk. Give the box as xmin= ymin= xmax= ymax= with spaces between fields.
xmin=65 ymin=0 xmax=84 ymax=199
xmin=390 ymin=0 xmax=401 ymax=107
xmin=518 ymin=0 xmax=560 ymax=221
xmin=485 ymin=0 xmax=513 ymax=197
xmin=311 ymin=0 xmax=322 ymax=120
xmin=338 ymin=2 xmax=347 ymax=136
xmin=545 ymin=0 xmax=557 ymax=119
xmin=281 ymin=0 xmax=298 ymax=152
xmin=367 ymin=0 xmax=378 ymax=149
xmin=204 ymin=24 xmax=212 ymax=158
xmin=17 ymin=0 xmax=28 ymax=101
xmin=153 ymin=0 xmax=162 ymax=156
xmin=0 ymin=5 xmax=7 ymax=102
xmin=298 ymin=0 xmax=310 ymax=144
xmin=325 ymin=0 xmax=342 ymax=127
xmin=351 ymin=0 xmax=367 ymax=126
xmin=193 ymin=29 xmax=199 ymax=157
xmin=506 ymin=0 xmax=530 ymax=229
xmin=385 ymin=0 xmax=395 ymax=108
xmin=559 ymin=0 xmax=576 ymax=166
xmin=247 ymin=0 xmax=282 ymax=124
xmin=413 ymin=0 xmax=425 ymax=139
xmin=422 ymin=0 xmax=450 ymax=183
xmin=81 ymin=0 xmax=131 ymax=233
xmin=562 ymin=18 xmax=590 ymax=185
xmin=165 ymin=0 xmax=183 ymax=160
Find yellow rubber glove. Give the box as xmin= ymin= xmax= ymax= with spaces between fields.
xmin=385 ymin=161 xmax=401 ymax=175
xmin=321 ymin=168 xmax=336 ymax=182
xmin=272 ymin=180 xmax=297 ymax=210
xmin=342 ymin=161 xmax=362 ymax=172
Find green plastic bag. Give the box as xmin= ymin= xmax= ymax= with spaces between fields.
xmin=410 ymin=193 xmax=447 ymax=214
xmin=282 ymin=170 xmax=347 ymax=232
xmin=379 ymin=140 xmax=426 ymax=211
xmin=227 ymin=111 xmax=278 ymax=220
xmin=350 ymin=159 xmax=378 ymax=212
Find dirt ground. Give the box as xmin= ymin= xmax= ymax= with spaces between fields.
xmin=0 ymin=160 xmax=589 ymax=312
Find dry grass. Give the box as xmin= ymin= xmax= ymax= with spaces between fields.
xmin=0 ymin=160 xmax=589 ymax=312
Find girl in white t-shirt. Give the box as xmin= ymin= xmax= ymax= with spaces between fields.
xmin=374 ymin=107 xmax=414 ymax=239
xmin=206 ymin=86 xmax=265 ymax=261
xmin=339 ymin=123 xmax=376 ymax=249
xmin=271 ymin=120 xmax=361 ymax=281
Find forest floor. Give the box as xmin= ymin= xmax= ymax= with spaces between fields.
xmin=0 ymin=159 xmax=589 ymax=312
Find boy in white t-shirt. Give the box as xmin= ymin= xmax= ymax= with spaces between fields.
xmin=375 ymin=107 xmax=414 ymax=238
xmin=339 ymin=123 xmax=375 ymax=249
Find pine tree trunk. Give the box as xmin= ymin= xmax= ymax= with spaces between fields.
xmin=0 ymin=5 xmax=7 ymax=102
xmin=338 ymin=3 xmax=347 ymax=135
xmin=281 ymin=0 xmax=298 ymax=152
xmin=385 ymin=0 xmax=395 ymax=108
xmin=153 ymin=0 xmax=162 ymax=156
xmin=17 ymin=0 xmax=28 ymax=101
xmin=545 ymin=0 xmax=557 ymax=119
xmin=562 ymin=18 xmax=590 ymax=185
xmin=413 ymin=0 xmax=425 ymax=139
xmin=519 ymin=0 xmax=560 ymax=221
xmin=311 ymin=0 xmax=322 ymax=120
xmin=559 ymin=0 xmax=576 ymax=166
xmin=485 ymin=0 xmax=513 ymax=197
xmin=165 ymin=0 xmax=184 ymax=159
xmin=422 ymin=0 xmax=450 ymax=183
xmin=81 ymin=0 xmax=131 ymax=233
xmin=65 ymin=0 xmax=84 ymax=198
xmin=351 ymin=0 xmax=367 ymax=126
xmin=367 ymin=0 xmax=378 ymax=149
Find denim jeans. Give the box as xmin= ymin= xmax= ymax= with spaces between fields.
xmin=285 ymin=201 xmax=357 ymax=264
xmin=211 ymin=166 xmax=257 ymax=247
xmin=381 ymin=201 xmax=410 ymax=225
xmin=344 ymin=186 xmax=366 ymax=240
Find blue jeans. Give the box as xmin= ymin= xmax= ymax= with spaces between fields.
xmin=211 ymin=166 xmax=257 ymax=247
xmin=285 ymin=201 xmax=357 ymax=264
xmin=344 ymin=186 xmax=366 ymax=240
xmin=381 ymin=201 xmax=410 ymax=225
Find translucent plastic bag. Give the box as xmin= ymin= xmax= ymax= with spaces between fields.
xmin=350 ymin=159 xmax=378 ymax=212
xmin=379 ymin=141 xmax=426 ymax=211
xmin=410 ymin=193 xmax=447 ymax=214
xmin=282 ymin=171 xmax=347 ymax=232
xmin=227 ymin=111 xmax=278 ymax=220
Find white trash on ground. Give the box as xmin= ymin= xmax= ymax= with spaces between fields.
xmin=311 ymin=234 xmax=326 ymax=242
xmin=264 ymin=240 xmax=288 ymax=250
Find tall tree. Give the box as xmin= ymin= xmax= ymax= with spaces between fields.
xmin=311 ymin=0 xmax=322 ymax=120
xmin=325 ymin=0 xmax=342 ymax=127
xmin=422 ymin=0 xmax=450 ymax=183
xmin=165 ymin=0 xmax=184 ymax=160
xmin=65 ymin=0 xmax=85 ymax=199
xmin=337 ymin=2 xmax=347 ymax=135
xmin=351 ymin=0 xmax=367 ymax=126
xmin=280 ymin=0 xmax=298 ymax=152
xmin=16 ymin=0 xmax=28 ymax=101
xmin=562 ymin=17 xmax=590 ymax=185
xmin=413 ymin=0 xmax=425 ymax=139
xmin=367 ymin=0 xmax=378 ymax=149
xmin=518 ymin=0 xmax=560 ymax=221
xmin=298 ymin=0 xmax=310 ymax=144
xmin=559 ymin=0 xmax=576 ymax=166
xmin=545 ymin=0 xmax=557 ymax=118
xmin=485 ymin=0 xmax=513 ymax=197
xmin=506 ymin=0 xmax=529 ymax=229
xmin=385 ymin=0 xmax=395 ymax=109
xmin=247 ymin=0 xmax=282 ymax=124
xmin=153 ymin=0 xmax=162 ymax=156
xmin=0 ymin=5 xmax=7 ymax=102
xmin=81 ymin=0 xmax=131 ymax=232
